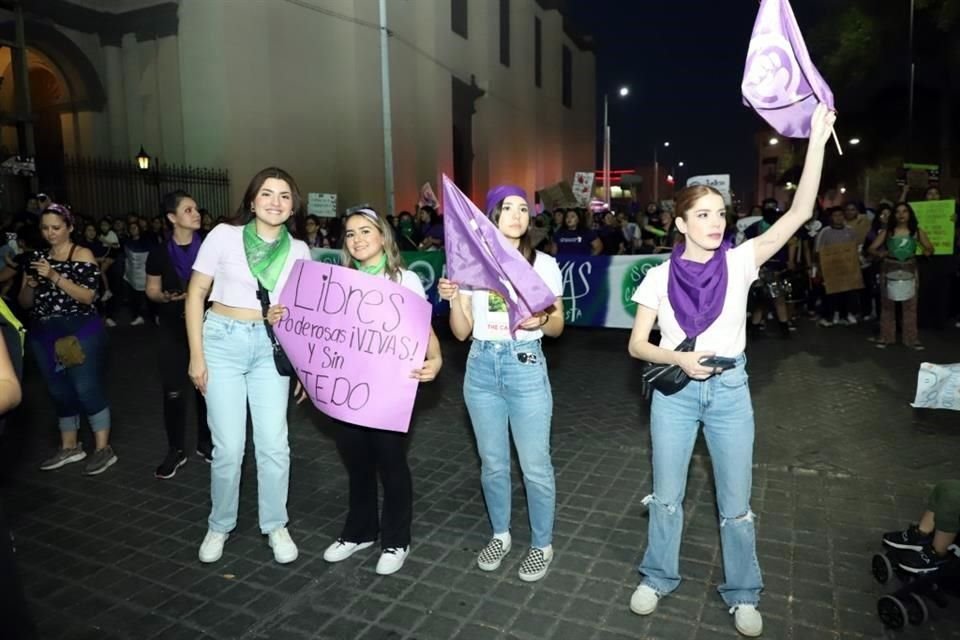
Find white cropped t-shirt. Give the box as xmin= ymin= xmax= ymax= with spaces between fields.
xmin=632 ymin=240 xmax=759 ymax=357
xmin=192 ymin=224 xmax=311 ymax=309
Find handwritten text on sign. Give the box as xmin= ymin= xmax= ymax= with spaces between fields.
xmin=274 ymin=260 xmax=432 ymax=432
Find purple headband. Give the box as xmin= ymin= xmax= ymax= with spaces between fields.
xmin=43 ymin=203 xmax=73 ymax=225
xmin=485 ymin=185 xmax=528 ymax=216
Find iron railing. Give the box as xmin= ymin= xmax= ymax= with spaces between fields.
xmin=61 ymin=156 xmax=230 ymax=220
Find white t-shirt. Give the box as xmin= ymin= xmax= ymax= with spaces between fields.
xmin=192 ymin=224 xmax=311 ymax=309
xmin=632 ymin=240 xmax=759 ymax=356
xmin=463 ymin=251 xmax=563 ymax=341
xmin=391 ymin=269 xmax=427 ymax=299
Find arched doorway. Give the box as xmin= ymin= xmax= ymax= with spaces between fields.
xmin=29 ymin=65 xmax=67 ymax=193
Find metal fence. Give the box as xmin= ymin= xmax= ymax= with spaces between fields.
xmin=61 ymin=156 xmax=230 ymax=220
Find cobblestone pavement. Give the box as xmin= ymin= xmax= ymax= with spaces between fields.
xmin=2 ymin=316 xmax=959 ymax=640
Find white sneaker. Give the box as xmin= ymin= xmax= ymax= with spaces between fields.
xmin=731 ymin=604 xmax=763 ymax=637
xmin=267 ymin=527 xmax=298 ymax=564
xmin=101 ymin=290 xmax=113 ymax=302
xmin=198 ymin=530 xmax=229 ymax=563
xmin=375 ymin=546 xmax=409 ymax=575
xmin=130 ymin=316 xmax=145 ymax=326
xmin=845 ymin=313 xmax=858 ymax=325
xmin=817 ymin=318 xmax=833 ymax=328
xmin=104 ymin=318 xmax=117 ymax=328
xmin=323 ymin=538 xmax=375 ymax=563
xmin=832 ymin=312 xmax=840 ymax=324
xmin=629 ymin=584 xmax=659 ymax=615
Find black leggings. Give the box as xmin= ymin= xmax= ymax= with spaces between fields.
xmin=158 ymin=328 xmax=210 ymax=453
xmin=334 ymin=422 xmax=412 ymax=549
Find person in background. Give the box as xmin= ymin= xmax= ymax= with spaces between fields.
xmin=19 ymin=204 xmax=117 ymax=475
xmin=814 ymin=207 xmax=860 ymax=327
xmin=618 ymin=211 xmax=642 ymax=254
xmin=598 ymin=212 xmax=626 ymax=255
xmin=81 ymin=223 xmax=113 ymax=304
xmin=395 ymin=211 xmax=420 ymax=252
xmin=148 ymin=216 xmax=166 ymax=246
xmin=868 ymin=202 xmax=934 ymax=350
xmin=303 ymin=214 xmax=330 ymax=249
xmin=554 ymin=208 xmax=601 ymax=256
xmin=417 ymin=206 xmax=444 ymax=251
xmin=862 ymin=204 xmax=893 ymax=322
xmin=146 ymin=190 xmax=212 ymax=479
xmin=123 ymin=221 xmax=151 ymax=326
xmin=439 ymin=185 xmax=565 ymax=584
xmin=199 ymin=209 xmax=215 ymax=237
xmin=882 ymin=479 xmax=959 ymax=575
xmin=186 ymin=167 xmax=310 ymax=565
xmin=316 ymin=208 xmax=442 ymax=576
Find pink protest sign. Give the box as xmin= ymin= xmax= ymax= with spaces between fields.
xmin=274 ymin=260 xmax=432 ymax=432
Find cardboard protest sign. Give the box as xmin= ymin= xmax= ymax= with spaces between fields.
xmin=686 ymin=175 xmax=732 ymax=205
xmin=910 ymin=199 xmax=956 ymax=256
xmin=572 ymin=172 xmax=595 ymax=206
xmin=819 ymin=242 xmax=863 ymax=294
xmin=307 ymin=193 xmax=337 ymax=217
xmin=911 ymin=362 xmax=960 ymax=411
xmin=274 ymin=260 xmax=432 ymax=432
xmin=537 ymin=181 xmax=578 ymax=211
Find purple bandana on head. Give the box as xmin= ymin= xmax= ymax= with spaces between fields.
xmin=741 ymin=0 xmax=834 ymax=138
xmin=484 ymin=185 xmax=528 ymax=217
xmin=667 ymin=240 xmax=731 ymax=338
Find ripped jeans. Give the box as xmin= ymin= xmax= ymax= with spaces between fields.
xmin=640 ymin=354 xmax=763 ymax=607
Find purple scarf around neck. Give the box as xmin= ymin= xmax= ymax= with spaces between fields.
xmin=667 ymin=240 xmax=730 ymax=338
xmin=168 ymin=232 xmax=201 ymax=286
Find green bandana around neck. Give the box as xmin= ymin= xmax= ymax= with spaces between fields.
xmin=243 ymin=220 xmax=291 ymax=291
xmin=353 ymin=253 xmax=388 ymax=275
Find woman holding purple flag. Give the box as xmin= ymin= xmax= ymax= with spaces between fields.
xmin=145 ymin=190 xmax=212 ymax=479
xmin=312 ymin=208 xmax=442 ymax=577
xmin=438 ymin=185 xmax=564 ymax=583
xmin=626 ymin=105 xmax=836 ymax=637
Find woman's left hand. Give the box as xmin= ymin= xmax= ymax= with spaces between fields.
xmin=519 ymin=313 xmax=549 ymax=330
xmin=411 ymin=357 xmax=441 ymax=382
xmin=265 ymin=304 xmax=286 ymax=326
xmin=31 ymin=258 xmax=57 ymax=281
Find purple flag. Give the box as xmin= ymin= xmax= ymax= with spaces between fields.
xmin=441 ymin=174 xmax=556 ymax=332
xmin=742 ymin=0 xmax=834 ymax=138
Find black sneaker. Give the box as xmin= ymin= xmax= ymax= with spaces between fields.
xmin=897 ymin=545 xmax=951 ymax=574
xmin=882 ymin=524 xmax=933 ymax=551
xmin=155 ymin=449 xmax=187 ymax=479
xmin=196 ymin=445 xmax=213 ymax=464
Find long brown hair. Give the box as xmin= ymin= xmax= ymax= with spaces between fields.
xmin=490 ymin=199 xmax=536 ymax=265
xmin=227 ymin=167 xmax=304 ymax=226
xmin=340 ymin=209 xmax=406 ymax=282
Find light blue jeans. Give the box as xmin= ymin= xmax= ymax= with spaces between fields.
xmin=463 ymin=339 xmax=555 ymax=548
xmin=203 ymin=311 xmax=291 ymax=534
xmin=640 ymin=354 xmax=763 ymax=607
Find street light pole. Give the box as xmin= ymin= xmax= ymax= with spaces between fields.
xmin=603 ymin=93 xmax=610 ymax=207
xmin=653 ymin=141 xmax=670 ymax=203
xmin=906 ymin=0 xmax=915 ymax=160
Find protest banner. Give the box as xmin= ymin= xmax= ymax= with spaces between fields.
xmin=274 ymin=260 xmax=432 ymax=432
xmin=686 ymin=175 xmax=733 ymax=205
xmin=819 ymin=242 xmax=864 ymax=294
xmin=418 ymin=182 xmax=439 ymax=209
xmin=307 ymin=193 xmax=337 ymax=217
xmin=910 ymin=199 xmax=956 ymax=256
xmin=911 ymin=362 xmax=960 ymax=411
xmin=572 ymin=172 xmax=595 ymax=206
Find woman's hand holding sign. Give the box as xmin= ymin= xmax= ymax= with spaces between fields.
xmin=265 ymin=304 xmax=286 ymax=326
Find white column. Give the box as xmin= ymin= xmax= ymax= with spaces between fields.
xmin=103 ymin=44 xmax=128 ymax=160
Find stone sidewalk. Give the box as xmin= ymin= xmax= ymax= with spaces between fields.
xmin=1 ymin=318 xmax=959 ymax=639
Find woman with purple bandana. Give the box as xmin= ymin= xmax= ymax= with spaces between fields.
xmin=145 ymin=190 xmax=212 ymax=479
xmin=626 ymin=105 xmax=836 ymax=638
xmin=438 ymin=185 xmax=564 ymax=583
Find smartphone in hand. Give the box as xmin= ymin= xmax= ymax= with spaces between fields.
xmin=699 ymin=356 xmax=737 ymax=371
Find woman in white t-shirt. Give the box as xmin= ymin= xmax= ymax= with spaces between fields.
xmin=312 ymin=208 xmax=442 ymax=577
xmin=186 ymin=167 xmax=311 ymax=566
xmin=626 ymin=105 xmax=836 ymax=638
xmin=438 ymin=185 xmax=564 ymax=583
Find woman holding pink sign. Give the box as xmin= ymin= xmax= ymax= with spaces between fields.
xmin=438 ymin=185 xmax=565 ymax=583
xmin=311 ymin=208 xmax=442 ymax=577
xmin=186 ymin=167 xmax=311 ymax=566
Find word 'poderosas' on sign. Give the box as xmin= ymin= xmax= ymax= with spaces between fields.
xmin=274 ymin=260 xmax=432 ymax=432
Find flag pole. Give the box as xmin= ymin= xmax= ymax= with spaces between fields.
xmin=830 ymin=129 xmax=843 ymax=156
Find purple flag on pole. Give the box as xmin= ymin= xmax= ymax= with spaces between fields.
xmin=742 ymin=0 xmax=834 ymax=138
xmin=441 ymin=174 xmax=556 ymax=333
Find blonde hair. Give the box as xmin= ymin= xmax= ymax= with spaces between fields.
xmin=340 ymin=208 xmax=406 ymax=281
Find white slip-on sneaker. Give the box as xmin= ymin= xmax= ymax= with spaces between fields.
xmin=267 ymin=527 xmax=299 ymax=564
xmin=629 ymin=584 xmax=660 ymax=616
xmin=518 ymin=547 xmax=553 ymax=582
xmin=323 ymin=538 xmax=375 ymax=563
xmin=731 ymin=604 xmax=763 ymax=637
xmin=198 ymin=531 xmax=229 ymax=563
xmin=477 ymin=537 xmax=512 ymax=571
xmin=375 ymin=547 xmax=409 ymax=576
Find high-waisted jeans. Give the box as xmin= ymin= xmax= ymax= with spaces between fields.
xmin=463 ymin=339 xmax=555 ymax=548
xmin=202 ymin=311 xmax=290 ymax=534
xmin=640 ymin=354 xmax=763 ymax=607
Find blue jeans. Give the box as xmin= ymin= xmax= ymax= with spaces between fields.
xmin=463 ymin=339 xmax=555 ymax=548
xmin=28 ymin=316 xmax=110 ymax=433
xmin=203 ymin=311 xmax=290 ymax=534
xmin=640 ymin=354 xmax=763 ymax=607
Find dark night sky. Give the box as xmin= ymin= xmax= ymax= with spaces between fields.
xmin=566 ymin=0 xmax=823 ymax=203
